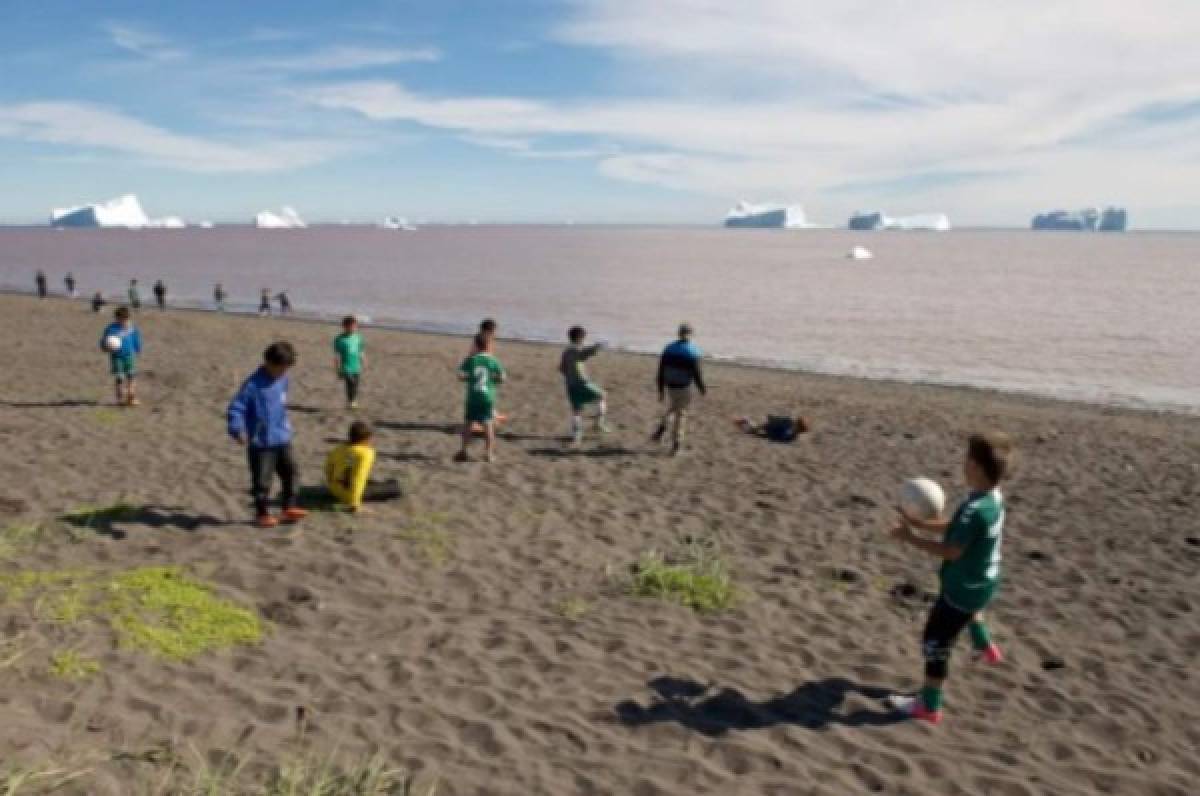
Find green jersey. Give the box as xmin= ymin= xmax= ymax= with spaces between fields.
xmin=334 ymin=332 xmax=365 ymax=375
xmin=461 ymin=352 xmax=505 ymax=405
xmin=939 ymin=489 xmax=1005 ymax=613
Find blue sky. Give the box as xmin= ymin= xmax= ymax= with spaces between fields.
xmin=2 ymin=1 xmax=1199 ymax=226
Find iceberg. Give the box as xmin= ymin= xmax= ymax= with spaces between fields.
xmin=847 ymin=245 xmax=874 ymax=260
xmin=145 ymin=216 xmax=186 ymax=229
xmin=1032 ymin=207 xmax=1126 ymax=231
xmin=254 ymin=207 xmax=306 ymax=229
xmin=847 ymin=211 xmax=950 ymax=231
xmin=379 ymin=216 xmax=417 ymax=231
xmin=51 ymin=194 xmax=150 ymax=228
xmin=724 ymin=201 xmax=811 ymax=228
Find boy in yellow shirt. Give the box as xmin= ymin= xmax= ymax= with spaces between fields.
xmin=324 ymin=422 xmax=402 ymax=512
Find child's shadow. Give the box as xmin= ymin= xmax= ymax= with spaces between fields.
xmin=614 ymin=676 xmax=905 ymax=736
xmin=62 ymin=505 xmax=232 ymax=539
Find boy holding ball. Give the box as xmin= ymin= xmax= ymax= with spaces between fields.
xmin=99 ymin=306 xmax=142 ymax=407
xmin=888 ymin=432 xmax=1013 ymax=724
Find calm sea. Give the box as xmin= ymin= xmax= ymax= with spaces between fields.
xmin=2 ymin=226 xmax=1197 ymax=413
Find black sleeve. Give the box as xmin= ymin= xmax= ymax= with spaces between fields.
xmin=693 ymin=358 xmax=706 ymax=394
xmin=656 ymin=354 xmax=666 ymax=395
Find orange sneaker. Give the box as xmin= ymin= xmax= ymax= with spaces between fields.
xmin=280 ymin=508 xmax=309 ymax=523
xmin=256 ymin=514 xmax=279 ymax=528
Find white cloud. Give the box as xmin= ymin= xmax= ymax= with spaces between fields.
xmin=102 ymin=22 xmax=187 ymax=61
xmin=0 ymin=102 xmax=343 ymax=173
xmin=258 ymin=45 xmax=441 ymax=72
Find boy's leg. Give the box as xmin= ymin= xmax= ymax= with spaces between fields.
xmin=484 ymin=420 xmax=497 ymax=461
xmin=570 ymin=410 xmax=584 ymax=445
xmin=125 ymin=376 xmax=138 ymax=406
xmin=969 ymin=612 xmax=1003 ymax=663
xmin=594 ymin=396 xmax=609 ymax=432
xmin=276 ymin=445 xmax=298 ymax=510
xmin=349 ymin=374 xmax=360 ymax=405
xmin=113 ymin=377 xmax=125 ymax=406
xmin=456 ymin=417 xmax=472 ymax=460
xmin=248 ymin=447 xmax=275 ymax=517
xmin=912 ymin=597 xmax=973 ymax=719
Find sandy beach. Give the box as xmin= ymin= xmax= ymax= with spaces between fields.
xmin=0 ymin=293 xmax=1197 ymax=795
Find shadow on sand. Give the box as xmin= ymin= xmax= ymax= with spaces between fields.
xmin=0 ymin=399 xmax=100 ymax=409
xmin=528 ymin=446 xmax=648 ymax=459
xmin=62 ymin=505 xmax=233 ymax=539
xmin=614 ymin=676 xmax=906 ymax=735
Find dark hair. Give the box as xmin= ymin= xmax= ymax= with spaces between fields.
xmin=342 ymin=315 xmax=357 ymax=328
xmin=568 ymin=325 xmax=586 ymax=343
xmin=114 ymin=306 xmax=131 ymax=320
xmin=968 ymin=432 xmax=1014 ymax=485
xmin=473 ymin=333 xmax=488 ymax=351
xmin=348 ymin=421 xmax=373 ymax=444
xmin=264 ymin=341 xmax=297 ymax=367
xmin=480 ymin=318 xmax=497 ymax=333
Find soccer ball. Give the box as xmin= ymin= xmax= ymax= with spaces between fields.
xmin=104 ymin=335 xmax=122 ymax=353
xmin=900 ymin=477 xmax=946 ymax=520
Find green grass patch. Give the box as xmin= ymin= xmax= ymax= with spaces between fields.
xmin=49 ymin=650 xmax=100 ymax=680
xmin=0 ymin=523 xmax=42 ymax=559
xmin=395 ymin=511 xmax=455 ymax=566
xmin=91 ymin=408 xmax=126 ymax=426
xmin=555 ymin=597 xmax=591 ymax=621
xmin=0 ymin=566 xmax=262 ymax=661
xmin=628 ymin=538 xmax=738 ymax=613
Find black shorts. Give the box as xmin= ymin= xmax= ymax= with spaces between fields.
xmin=921 ymin=596 xmax=973 ymax=663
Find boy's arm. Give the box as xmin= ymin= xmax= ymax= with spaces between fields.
xmin=893 ymin=524 xmax=965 ymax=561
xmin=900 ymin=508 xmax=951 ymax=534
xmin=133 ymin=329 xmax=142 ymax=354
xmin=582 ymin=343 xmax=602 ymax=359
xmin=656 ymin=354 xmax=666 ymax=397
xmin=226 ymin=381 xmax=252 ymax=442
xmin=693 ymin=357 xmax=706 ymax=394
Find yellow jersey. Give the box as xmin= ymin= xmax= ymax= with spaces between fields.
xmin=324 ymin=443 xmax=376 ymax=508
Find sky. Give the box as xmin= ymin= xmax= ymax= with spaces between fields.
xmin=2 ymin=0 xmax=1199 ymax=227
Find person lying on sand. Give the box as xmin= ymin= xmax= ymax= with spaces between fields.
xmin=560 ymin=325 xmax=609 ymax=447
xmin=456 ymin=333 xmax=506 ymax=463
xmin=886 ymin=432 xmax=1013 ymax=724
xmin=324 ymin=421 xmax=401 ymax=514
xmin=734 ymin=414 xmax=810 ymax=442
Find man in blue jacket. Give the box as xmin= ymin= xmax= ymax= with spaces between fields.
xmin=227 ymin=341 xmax=308 ymax=528
xmin=652 ymin=323 xmax=706 ymax=455
xmin=99 ymin=306 xmax=143 ymax=407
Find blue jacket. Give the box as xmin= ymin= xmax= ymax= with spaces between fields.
xmin=100 ymin=323 xmax=142 ymax=358
xmin=227 ymin=367 xmax=293 ymax=448
xmin=657 ymin=339 xmax=705 ymax=393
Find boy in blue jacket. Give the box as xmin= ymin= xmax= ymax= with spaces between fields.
xmin=100 ymin=306 xmax=143 ymax=407
xmin=227 ymin=341 xmax=308 ymax=528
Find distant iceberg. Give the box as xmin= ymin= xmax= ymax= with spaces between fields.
xmin=146 ymin=216 xmax=186 ymax=229
xmin=848 ymin=211 xmax=950 ymax=231
xmin=255 ymin=207 xmax=306 ymax=229
xmin=1032 ymin=207 xmax=1126 ymax=231
xmin=197 ymin=220 xmax=215 ymax=229
xmin=847 ymin=245 xmax=874 ymax=260
xmin=51 ymin=194 xmax=151 ymax=228
xmin=724 ymin=201 xmax=813 ymax=229
xmin=379 ymin=216 xmax=417 ymax=231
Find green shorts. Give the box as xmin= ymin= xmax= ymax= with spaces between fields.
xmin=465 ymin=397 xmax=496 ymax=424
xmin=567 ymin=381 xmax=604 ymax=410
xmin=110 ymin=354 xmax=136 ymax=381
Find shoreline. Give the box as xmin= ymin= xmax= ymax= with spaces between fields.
xmin=5 ymin=288 xmax=1195 ymax=419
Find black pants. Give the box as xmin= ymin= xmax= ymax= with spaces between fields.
xmin=921 ymin=596 xmax=973 ymax=680
xmin=343 ymin=373 xmax=361 ymax=403
xmin=248 ymin=445 xmax=297 ymax=516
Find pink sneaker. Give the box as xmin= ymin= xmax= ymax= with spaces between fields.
xmin=974 ymin=643 xmax=1004 ymax=665
xmin=886 ymin=695 xmax=943 ymax=725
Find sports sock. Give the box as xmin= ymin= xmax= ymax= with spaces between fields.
xmin=571 ymin=415 xmax=583 ymax=438
xmin=968 ymin=621 xmax=992 ymax=650
xmin=919 ymin=685 xmax=943 ymax=712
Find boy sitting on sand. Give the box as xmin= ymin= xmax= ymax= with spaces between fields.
xmin=324 ymin=421 xmax=402 ymax=513
xmin=333 ymin=315 xmax=366 ymax=409
xmin=227 ymin=342 xmax=308 ymax=528
xmin=559 ymin=325 xmax=609 ymax=446
xmin=99 ymin=306 xmax=143 ymax=407
xmin=456 ymin=333 xmax=506 ymax=463
xmin=99 ymin=304 xmax=142 ymax=405
xmin=886 ymin=432 xmax=1013 ymax=724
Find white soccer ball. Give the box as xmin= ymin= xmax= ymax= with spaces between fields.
xmin=901 ymin=477 xmax=946 ymax=520
xmin=104 ymin=335 xmax=122 ymax=353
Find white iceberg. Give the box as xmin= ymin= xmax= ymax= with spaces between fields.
xmin=379 ymin=216 xmax=417 ymax=231
xmin=51 ymin=194 xmax=150 ymax=228
xmin=145 ymin=216 xmax=186 ymax=229
xmin=847 ymin=245 xmax=874 ymax=260
xmin=197 ymin=220 xmax=215 ymax=229
xmin=255 ymin=207 xmax=306 ymax=229
xmin=724 ymin=201 xmax=812 ymax=229
xmin=848 ymin=211 xmax=950 ymax=231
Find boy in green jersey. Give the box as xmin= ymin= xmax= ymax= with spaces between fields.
xmin=887 ymin=432 xmax=1014 ymax=724
xmin=333 ymin=315 xmax=366 ymax=409
xmin=456 ymin=333 xmax=506 ymax=462
xmin=559 ymin=325 xmax=609 ymax=446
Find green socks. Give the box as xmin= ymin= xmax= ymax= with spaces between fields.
xmin=969 ymin=620 xmax=992 ymax=650
xmin=919 ymin=685 xmax=943 ymax=712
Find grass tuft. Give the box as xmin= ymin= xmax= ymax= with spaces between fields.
xmin=0 ymin=566 xmax=262 ymax=661
xmin=555 ymin=597 xmax=591 ymax=621
xmin=49 ymin=649 xmax=100 ymax=680
xmin=628 ymin=538 xmax=738 ymax=613
xmin=0 ymin=523 xmax=42 ymax=560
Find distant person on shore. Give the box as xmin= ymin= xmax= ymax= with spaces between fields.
xmin=153 ymin=279 xmax=167 ymax=310
xmin=128 ymin=279 xmax=141 ymax=310
xmin=277 ymin=291 xmax=292 ymax=314
xmin=91 ymin=292 xmax=106 ymax=313
xmin=99 ymin=306 xmax=142 ymax=407
xmin=560 ymin=325 xmax=609 ymax=446
xmin=213 ymin=283 xmax=227 ymax=312
xmin=35 ymin=270 xmax=47 ymax=298
xmin=334 ymin=315 xmax=366 ymax=409
xmin=653 ymin=323 xmax=706 ymax=455
xmin=324 ymin=421 xmax=401 ymax=513
xmin=735 ymin=413 xmax=810 ymax=442
xmin=259 ymin=289 xmax=271 ymax=316
xmin=64 ymin=272 xmax=76 ymax=298
xmin=227 ymin=342 xmax=307 ymax=529
xmin=886 ymin=432 xmax=1013 ymax=724
xmin=456 ymin=333 xmax=506 ymax=463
